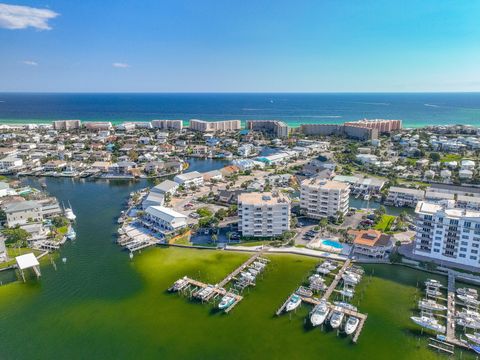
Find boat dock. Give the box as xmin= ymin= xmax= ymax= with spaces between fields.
xmin=169 ymin=250 xmax=269 ymax=313
xmin=321 ymin=259 xmax=351 ymax=301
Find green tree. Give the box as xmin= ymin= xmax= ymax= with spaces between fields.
xmin=3 ymin=227 xmax=31 ymax=247
xmin=429 ymin=152 xmax=441 ymax=162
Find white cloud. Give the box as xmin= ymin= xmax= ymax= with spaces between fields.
xmin=22 ymin=60 xmax=38 ymax=66
xmin=0 ymin=3 xmax=59 ymax=30
xmin=112 ymin=62 xmax=130 ymax=68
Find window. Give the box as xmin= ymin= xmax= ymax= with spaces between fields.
xmin=459 ymin=254 xmax=466 ymax=258
xmin=471 ymin=256 xmax=478 ymax=260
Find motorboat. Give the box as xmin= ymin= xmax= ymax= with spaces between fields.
xmin=310 ymin=300 xmax=329 ymax=326
xmin=247 ymin=267 xmax=259 ymax=276
xmin=339 ymin=288 xmax=355 ymax=298
xmin=285 ymin=294 xmax=302 ymax=312
xmin=308 ymin=274 xmax=327 ymax=291
xmin=426 ymin=288 xmax=442 ymax=298
xmin=329 ymin=309 xmax=345 ymax=329
xmin=252 ymin=261 xmax=266 ymax=271
xmin=296 ymin=286 xmax=313 ymax=298
xmin=170 ymin=277 xmax=189 ymax=292
xmin=64 ymin=202 xmax=77 ymax=221
xmin=196 ymin=286 xmax=215 ymax=300
xmin=466 ymin=332 xmax=480 ymax=345
xmin=218 ymin=294 xmax=236 ymax=310
xmin=345 ymin=316 xmax=360 ymax=335
xmin=418 ymin=299 xmax=447 ymax=312
xmin=425 ymin=279 xmax=442 ymax=288
xmin=240 ymin=272 xmax=255 ymax=282
xmin=66 ymin=227 xmax=76 ymax=240
xmin=316 ymin=266 xmax=331 ymax=275
xmin=456 ymin=317 xmax=480 ymax=330
xmin=458 ymin=294 xmax=480 ymax=306
xmin=457 ymin=288 xmax=478 ymax=297
xmin=342 ymin=273 xmax=360 ymax=285
xmin=334 ymin=301 xmax=358 ymax=312
xmin=411 ymin=315 xmax=446 ymax=333
xmin=348 ymin=266 xmax=364 ymax=275
xmin=323 ymin=261 xmax=338 ymax=271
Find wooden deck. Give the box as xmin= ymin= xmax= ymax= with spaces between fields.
xmin=218 ymin=250 xmax=268 ymax=288
xmin=321 ymin=259 xmax=351 ymax=301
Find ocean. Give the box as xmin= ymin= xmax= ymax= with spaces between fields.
xmin=0 ymin=92 xmax=480 ymax=128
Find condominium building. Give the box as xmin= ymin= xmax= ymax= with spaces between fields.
xmin=238 ymin=192 xmax=290 ymax=238
xmin=52 ymin=120 xmax=82 ymax=131
xmin=189 ymin=119 xmax=241 ymax=132
xmin=414 ymin=201 xmax=480 ymax=268
xmin=300 ymin=178 xmax=350 ymax=219
xmin=299 ymin=123 xmax=378 ymax=141
xmin=246 ymin=120 xmax=289 ymax=138
xmin=151 ymin=119 xmax=183 ymax=130
xmin=142 ymin=206 xmax=188 ymax=236
xmin=344 ymin=119 xmax=402 ymax=133
xmin=385 ymin=187 xmax=425 ymax=207
xmin=3 ymin=200 xmax=43 ymax=227
xmin=173 ymin=171 xmax=204 ymax=188
xmin=84 ymin=122 xmax=113 ymax=131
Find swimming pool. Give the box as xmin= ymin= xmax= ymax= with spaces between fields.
xmin=321 ymin=240 xmax=343 ymax=249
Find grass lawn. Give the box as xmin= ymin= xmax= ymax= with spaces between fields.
xmin=0 ymin=247 xmax=42 ymax=269
xmin=374 ymin=214 xmax=396 ymax=232
xmin=56 ymin=226 xmax=69 ymax=235
xmin=440 ymin=154 xmax=462 ymax=163
xmin=169 ymin=231 xmax=191 ymax=245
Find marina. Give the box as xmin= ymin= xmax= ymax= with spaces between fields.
xmin=276 ymin=258 xmax=368 ymax=343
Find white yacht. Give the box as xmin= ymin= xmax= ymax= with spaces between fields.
xmin=196 ymin=285 xmax=215 ymax=300
xmin=316 ymin=266 xmax=331 ymax=275
xmin=425 ymin=279 xmax=442 ymax=288
xmin=66 ymin=227 xmax=76 ymax=240
xmin=329 ymin=309 xmax=345 ymax=329
xmin=170 ymin=277 xmax=189 ymax=292
xmin=342 ymin=273 xmax=360 ymax=285
xmin=411 ymin=315 xmax=446 ymax=333
xmin=457 ymin=288 xmax=478 ymax=297
xmin=345 ymin=316 xmax=360 ymax=335
xmin=339 ymin=288 xmax=355 ymax=298
xmin=426 ymin=288 xmax=442 ymax=298
xmin=458 ymin=294 xmax=480 ymax=306
xmin=64 ymin=202 xmax=77 ymax=222
xmin=334 ymin=301 xmax=358 ymax=312
xmin=310 ymin=300 xmax=329 ymax=326
xmin=466 ymin=333 xmax=480 ymax=345
xmin=418 ymin=299 xmax=447 ymax=312
xmin=456 ymin=317 xmax=480 ymax=330
xmin=218 ymin=294 xmax=236 ymax=310
xmin=285 ymin=294 xmax=302 ymax=312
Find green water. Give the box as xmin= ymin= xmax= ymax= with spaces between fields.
xmin=0 ymin=178 xmax=471 ymax=359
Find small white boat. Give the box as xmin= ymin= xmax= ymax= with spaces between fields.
xmin=456 ymin=317 xmax=480 ymax=330
xmin=342 ymin=273 xmax=360 ymax=285
xmin=418 ymin=299 xmax=447 ymax=312
xmin=219 ymin=294 xmax=236 ymax=310
xmin=466 ymin=332 xmax=480 ymax=345
xmin=458 ymin=294 xmax=480 ymax=306
xmin=240 ymin=272 xmax=255 ymax=282
xmin=310 ymin=300 xmax=329 ymax=326
xmin=66 ymin=228 xmax=76 ymax=240
xmin=286 ymin=294 xmax=302 ymax=312
xmin=196 ymin=286 xmax=215 ymax=299
xmin=334 ymin=301 xmax=358 ymax=312
xmin=425 ymin=279 xmax=442 ymax=288
xmin=411 ymin=315 xmax=446 ymax=333
xmin=296 ymin=286 xmax=313 ymax=298
xmin=170 ymin=277 xmax=189 ymax=292
xmin=329 ymin=309 xmax=345 ymax=329
xmin=426 ymin=288 xmax=442 ymax=298
xmin=345 ymin=316 xmax=360 ymax=335
xmin=64 ymin=201 xmax=77 ymax=221
xmin=457 ymin=288 xmax=478 ymax=297
xmin=457 ymin=309 xmax=480 ymax=321
xmin=316 ymin=266 xmax=331 ymax=275
xmin=339 ymin=288 xmax=355 ymax=298
xmin=248 ymin=267 xmax=259 ymax=276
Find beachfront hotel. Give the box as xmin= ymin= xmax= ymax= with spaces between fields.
xmin=414 ymin=201 xmax=480 ymax=268
xmin=246 ymin=120 xmax=289 ymax=139
xmin=151 ymin=119 xmax=184 ymax=130
xmin=344 ymin=119 xmax=402 ymax=133
xmin=189 ymin=119 xmax=241 ymax=132
xmin=300 ymin=178 xmax=350 ymax=219
xmin=53 ymin=120 xmax=82 ymax=131
xmin=238 ymin=192 xmax=291 ymax=238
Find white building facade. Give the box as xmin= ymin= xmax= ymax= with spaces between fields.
xmin=300 ymin=179 xmax=350 ymax=219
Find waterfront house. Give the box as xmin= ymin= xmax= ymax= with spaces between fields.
xmin=142 ymin=192 xmax=165 ymax=210
xmin=3 ymin=200 xmax=42 ymax=227
xmin=174 ymin=171 xmax=204 ymax=188
xmin=151 ymin=180 xmax=179 ymax=196
xmin=203 ymin=170 xmax=223 ymax=182
xmin=142 ymin=206 xmax=188 ymax=235
xmin=349 ymin=229 xmax=392 ymax=258
xmin=386 ymin=187 xmax=425 ymax=207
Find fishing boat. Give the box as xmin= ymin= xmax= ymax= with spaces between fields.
xmin=240 ymin=272 xmax=255 ymax=282
xmin=410 ymin=315 xmax=446 ymax=333
xmin=334 ymin=301 xmax=358 ymax=312
xmin=425 ymin=279 xmax=442 ymax=288
xmin=329 ymin=309 xmax=345 ymax=329
xmin=285 ymin=294 xmax=302 ymax=312
xmin=196 ymin=285 xmax=215 ymax=300
xmin=458 ymin=294 xmax=480 ymax=306
xmin=418 ymin=299 xmax=447 ymax=312
xmin=426 ymin=288 xmax=442 ymax=298
xmin=466 ymin=332 xmax=480 ymax=345
xmin=342 ymin=273 xmax=360 ymax=285
xmin=296 ymin=286 xmax=313 ymax=298
xmin=345 ymin=316 xmax=360 ymax=335
xmin=66 ymin=227 xmax=76 ymax=240
xmin=64 ymin=201 xmax=77 ymax=222
xmin=218 ymin=294 xmax=236 ymax=310
xmin=323 ymin=261 xmax=338 ymax=271
xmin=348 ymin=265 xmax=365 ymax=275
xmin=170 ymin=277 xmax=189 ymax=292
xmin=247 ymin=267 xmax=259 ymax=276
xmin=457 ymin=288 xmax=478 ymax=297
xmin=316 ymin=266 xmax=331 ymax=275
xmin=310 ymin=300 xmax=329 ymax=326
xmin=339 ymin=288 xmax=355 ymax=298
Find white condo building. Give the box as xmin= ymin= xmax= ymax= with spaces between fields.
xmin=300 ymin=178 xmax=350 ymax=219
xmin=238 ymin=192 xmax=290 ymax=238
xmin=414 ymin=201 xmax=480 ymax=268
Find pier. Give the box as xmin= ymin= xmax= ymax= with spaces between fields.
xmin=218 ymin=250 xmax=268 ymax=288
xmin=321 ymin=259 xmax=351 ymax=301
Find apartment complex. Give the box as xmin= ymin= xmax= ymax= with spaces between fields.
xmin=414 ymin=201 xmax=480 ymax=268
xmin=189 ymin=119 xmax=241 ymax=132
xmin=53 ymin=120 xmax=82 ymax=131
xmin=246 ymin=120 xmax=289 ymax=138
xmin=151 ymin=119 xmax=183 ymax=130
xmin=385 ymin=186 xmax=425 ymax=207
xmin=238 ymin=192 xmax=290 ymax=238
xmin=84 ymin=122 xmax=113 ymax=131
xmin=300 ymin=123 xmax=378 ymax=141
xmin=300 ymin=178 xmax=350 ymax=219
xmin=344 ymin=119 xmax=402 ymax=133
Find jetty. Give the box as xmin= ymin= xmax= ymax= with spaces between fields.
xmin=321 ymin=259 xmax=351 ymax=301
xmin=218 ymin=250 xmax=268 ymax=288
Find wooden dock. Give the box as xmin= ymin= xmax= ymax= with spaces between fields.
xmin=321 ymin=259 xmax=351 ymax=301
xmin=217 ymin=250 xmax=268 ymax=288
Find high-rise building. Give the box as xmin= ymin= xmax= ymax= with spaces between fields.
xmin=300 ymin=178 xmax=350 ymax=219
xmin=189 ymin=119 xmax=241 ymax=132
xmin=53 ymin=120 xmax=82 ymax=131
xmin=246 ymin=120 xmax=289 ymax=138
xmin=238 ymin=192 xmax=290 ymax=237
xmin=414 ymin=201 xmax=480 ymax=268
xmin=151 ymin=120 xmax=183 ymax=130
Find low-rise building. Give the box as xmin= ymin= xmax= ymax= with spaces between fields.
xmin=3 ymin=200 xmax=42 ymax=227
xmin=142 ymin=206 xmax=188 ymax=235
xmin=386 ymin=186 xmax=425 ymax=207
xmin=173 ymin=171 xmax=204 ymax=188
xmin=238 ymin=192 xmax=290 ymax=238
xmin=349 ymin=229 xmax=392 ymax=258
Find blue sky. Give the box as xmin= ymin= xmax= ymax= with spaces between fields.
xmin=0 ymin=0 xmax=479 ymax=92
